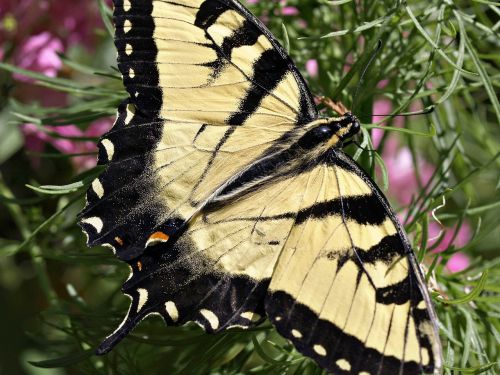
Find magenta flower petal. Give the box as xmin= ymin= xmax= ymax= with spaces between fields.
xmin=429 ymin=222 xmax=471 ymax=254
xmin=384 ymin=147 xmax=432 ymax=205
xmin=305 ymin=59 xmax=318 ymax=78
xmin=281 ymin=6 xmax=299 ymax=16
xmin=377 ymin=79 xmax=389 ymax=89
xmin=296 ymin=19 xmax=308 ymax=29
xmin=14 ymin=32 xmax=64 ymax=82
xmin=446 ymin=252 xmax=470 ymax=273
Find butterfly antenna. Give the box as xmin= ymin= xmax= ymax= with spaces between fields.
xmin=372 ymin=106 xmax=435 ymax=118
xmin=351 ymin=39 xmax=383 ymax=112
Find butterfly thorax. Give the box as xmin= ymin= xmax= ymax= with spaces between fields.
xmin=204 ymin=113 xmax=361 ymax=208
xmin=299 ymin=112 xmax=361 ymax=150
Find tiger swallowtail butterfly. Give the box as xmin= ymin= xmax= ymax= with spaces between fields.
xmin=79 ymin=1 xmax=442 ymax=373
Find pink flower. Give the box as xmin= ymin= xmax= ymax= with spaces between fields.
xmin=371 ymin=98 xmax=405 ymax=148
xmin=428 ymin=221 xmax=472 ymax=273
xmin=383 ymin=146 xmax=435 ymax=206
xmin=296 ymin=19 xmax=308 ymax=29
xmin=371 ymin=97 xmax=435 ymax=206
xmin=1 ymin=1 xmax=105 ymax=50
xmin=23 ymin=118 xmax=113 ymax=171
xmin=281 ymin=6 xmax=299 ymax=16
xmin=13 ymin=32 xmax=64 ymax=81
xmin=429 ymin=221 xmax=471 ymax=254
xmin=50 ymin=2 xmax=107 ymax=47
xmin=305 ymin=59 xmax=318 ymax=78
xmin=446 ymin=252 xmax=470 ymax=273
xmin=377 ymin=79 xmax=389 ymax=89
xmin=246 ymin=0 xmax=259 ymax=4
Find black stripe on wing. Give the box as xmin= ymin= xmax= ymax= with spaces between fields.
xmin=195 ymin=0 xmax=317 ymax=126
xmin=79 ymin=2 xmax=176 ymax=261
xmin=265 ymin=290 xmax=435 ymax=375
xmin=206 ymin=193 xmax=389 ymax=226
xmin=113 ymin=0 xmax=163 ymax=115
xmin=228 ymin=49 xmax=291 ymax=125
xmin=215 ymin=0 xmax=317 ymax=123
xmin=295 ymin=194 xmax=387 ymax=225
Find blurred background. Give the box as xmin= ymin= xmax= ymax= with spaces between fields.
xmin=0 ymin=1 xmax=498 ymax=374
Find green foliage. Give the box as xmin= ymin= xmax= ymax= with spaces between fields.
xmin=0 ymin=1 xmax=499 ymax=374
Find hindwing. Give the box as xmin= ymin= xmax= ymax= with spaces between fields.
xmin=265 ymin=151 xmax=442 ymax=375
xmin=94 ymin=146 xmax=441 ymax=375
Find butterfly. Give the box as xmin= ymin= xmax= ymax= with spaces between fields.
xmin=78 ymin=0 xmax=442 ymax=373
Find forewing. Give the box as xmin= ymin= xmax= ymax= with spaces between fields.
xmin=79 ymin=0 xmax=317 ymax=261
xmin=265 ymin=150 xmax=442 ymax=375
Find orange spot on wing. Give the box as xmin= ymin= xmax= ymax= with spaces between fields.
xmin=149 ymin=231 xmax=170 ymax=242
xmin=115 ymin=236 xmax=124 ymax=246
xmin=137 ymin=261 xmax=142 ymax=271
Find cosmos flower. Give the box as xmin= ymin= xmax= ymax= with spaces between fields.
xmin=23 ymin=118 xmax=113 ymax=171
xmin=2 ymin=1 xmax=112 ymax=170
xmin=13 ymin=32 xmax=64 ymax=82
xmin=429 ymin=221 xmax=471 ymax=273
xmin=305 ymin=59 xmax=319 ymax=78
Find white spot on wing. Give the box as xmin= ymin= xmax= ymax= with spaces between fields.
xmin=124 ymin=103 xmax=135 ymax=125
xmin=336 ymin=359 xmax=351 ymax=371
xmin=125 ymin=44 xmax=133 ymax=55
xmin=123 ymin=19 xmax=132 ymax=33
xmin=240 ymin=311 xmax=261 ymax=322
xmin=421 ymin=347 xmax=430 ymax=366
xmin=81 ymin=217 xmax=104 ymax=233
xmin=227 ymin=324 xmax=249 ymax=330
xmin=129 ymin=67 xmax=135 ymax=78
xmin=137 ymin=288 xmax=148 ymax=312
xmin=200 ymin=309 xmax=219 ymax=330
xmin=313 ymin=344 xmax=327 ymax=356
xmin=92 ymin=179 xmax=104 ymax=198
xmin=123 ymin=0 xmax=131 ymax=12
xmin=105 ymin=294 xmax=132 ymax=340
xmin=125 ymin=265 xmax=133 ymax=282
xmin=291 ymin=329 xmax=302 ymax=338
xmin=101 ymin=139 xmax=115 ymax=161
xmin=165 ymin=301 xmax=179 ymax=322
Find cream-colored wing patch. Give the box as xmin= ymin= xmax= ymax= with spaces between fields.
xmin=266 ymin=157 xmax=441 ymax=375
xmin=181 ymin=164 xmax=326 ymax=281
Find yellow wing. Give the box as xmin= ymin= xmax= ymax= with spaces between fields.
xmin=265 ymin=150 xmax=442 ymax=375
xmin=79 ymin=0 xmax=317 ymax=260
xmin=97 ymin=145 xmax=442 ymax=375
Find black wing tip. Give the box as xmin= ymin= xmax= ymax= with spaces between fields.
xmin=95 ymin=332 xmax=124 ymax=356
xmin=95 ymin=343 xmax=112 ymax=356
xmin=95 ymin=314 xmax=140 ymax=356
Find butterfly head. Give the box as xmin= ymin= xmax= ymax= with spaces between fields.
xmin=329 ymin=112 xmax=361 ymax=142
xmin=300 ymin=113 xmax=360 ymax=150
